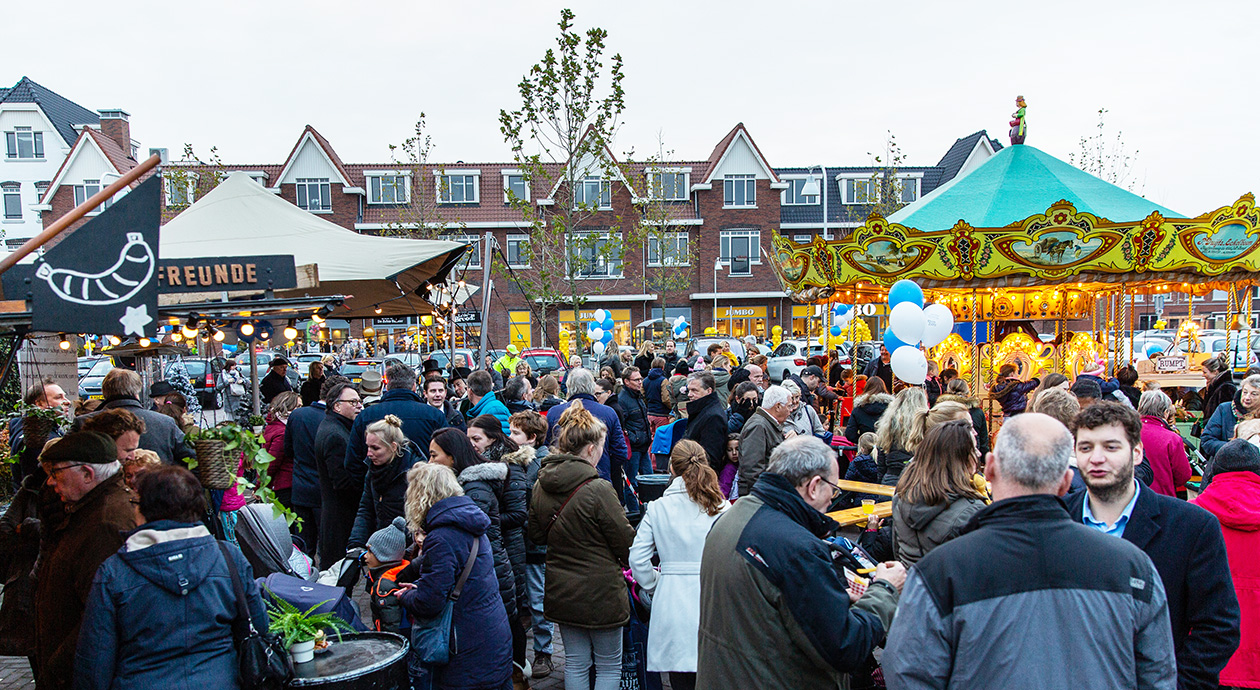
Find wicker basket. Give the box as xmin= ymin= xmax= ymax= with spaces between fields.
xmin=23 ymin=415 xmax=57 ymax=458
xmin=195 ymin=439 xmax=235 ymax=490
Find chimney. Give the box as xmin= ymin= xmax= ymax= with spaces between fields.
xmin=97 ymin=109 xmax=132 ymax=159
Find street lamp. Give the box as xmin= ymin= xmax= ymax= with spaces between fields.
xmin=713 ymin=258 xmax=722 ymax=335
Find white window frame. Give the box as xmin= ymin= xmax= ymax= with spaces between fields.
xmin=793 ymin=234 xmax=811 ymax=243
xmin=573 ymin=176 xmax=612 ymax=210
xmin=841 ymin=177 xmax=878 ymax=205
xmin=73 ymin=180 xmax=111 ymax=215
xmin=567 ymin=231 xmax=623 ymax=279
xmin=4 ymin=127 xmax=44 ymax=160
xmin=163 ymin=173 xmax=196 ymax=206
xmin=436 ymin=170 xmax=480 ymax=204
xmin=1 ymin=183 xmax=21 ymax=220
xmin=502 ymin=171 xmax=530 ymax=203
xmin=648 ymin=169 xmax=689 ymax=201
xmin=898 ymin=176 xmax=919 ymax=204
xmin=780 ymin=177 xmax=820 ymax=206
xmin=295 ymin=177 xmax=332 ymax=212
xmin=723 ymin=174 xmax=756 ymax=208
xmin=646 ymin=231 xmax=689 ymax=267
xmin=505 ymin=234 xmax=531 ymax=268
xmin=366 ymin=172 xmax=411 ymax=205
xmin=719 ymin=229 xmax=761 ymax=276
xmin=449 ymin=234 xmax=482 ymax=270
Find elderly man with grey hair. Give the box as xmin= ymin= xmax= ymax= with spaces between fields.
xmin=737 ymin=384 xmax=792 ymax=497
xmin=884 ymin=413 xmax=1176 ymax=690
xmin=698 ymin=436 xmax=905 ymax=689
xmin=545 ymin=367 xmax=628 ymax=482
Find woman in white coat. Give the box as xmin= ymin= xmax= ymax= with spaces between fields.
xmin=628 ymin=439 xmax=729 ymax=690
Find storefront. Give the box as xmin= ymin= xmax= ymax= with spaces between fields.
xmin=713 ymin=305 xmax=767 ymax=340
xmin=560 ymin=308 xmax=632 ymax=347
xmin=509 ymin=311 xmax=532 ymax=349
xmin=790 ymin=305 xmax=823 ymax=340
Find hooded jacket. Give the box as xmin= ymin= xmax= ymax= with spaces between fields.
xmin=75 ymin=523 xmax=267 ymax=690
xmin=1193 ymin=471 xmax=1260 ymax=688
xmin=991 ymin=376 xmax=1040 ymax=416
xmin=644 ymin=368 xmax=670 ymax=416
xmin=935 ymin=393 xmax=990 ymax=457
xmin=891 ymin=493 xmax=986 ymax=566
xmin=1141 ymin=414 xmax=1193 ymax=497
xmin=697 ymin=473 xmax=897 ymax=690
xmin=457 ymin=461 xmax=517 ymax=619
xmin=527 ymin=453 xmax=635 ymax=629
xmin=499 ymin=445 xmax=533 ymax=615
xmin=544 ymin=393 xmax=628 ymax=481
xmin=667 ymin=375 xmax=689 ymax=417
xmin=468 ymin=391 xmax=512 ymax=435
xmin=398 ymin=496 xmax=512 ymax=690
xmin=347 ymin=445 xmax=419 ymax=549
xmin=844 ymin=392 xmax=891 ymax=443
xmin=684 ymin=390 xmax=729 ymax=472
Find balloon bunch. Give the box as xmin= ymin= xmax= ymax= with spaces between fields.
xmin=882 ymin=280 xmax=954 ymax=385
xmin=586 ymin=309 xmax=615 ymax=356
xmin=671 ymin=315 xmax=690 ymax=339
xmin=828 ymin=303 xmax=855 ymax=337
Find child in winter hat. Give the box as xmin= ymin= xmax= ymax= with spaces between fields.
xmin=364 ymin=516 xmax=408 ymax=568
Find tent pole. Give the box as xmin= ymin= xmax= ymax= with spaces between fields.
xmin=477 ymin=232 xmax=494 ymax=370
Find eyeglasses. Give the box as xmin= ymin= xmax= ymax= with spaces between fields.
xmin=337 ymin=398 xmax=364 ymax=407
xmin=819 ymin=476 xmax=843 ymax=500
xmin=47 ymin=463 xmax=87 ymax=476
xmin=628 ymin=376 xmax=642 ymax=383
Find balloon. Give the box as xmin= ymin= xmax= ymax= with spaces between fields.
xmin=888 ymin=280 xmax=924 ymax=308
xmin=890 ymin=345 xmax=928 ymax=385
xmin=1145 ymin=342 xmax=1165 ymax=359
xmin=590 ymin=327 xmax=604 ymax=341
xmin=833 ymin=310 xmax=853 ymax=325
xmin=593 ymin=309 xmax=608 ymax=323
xmin=921 ymin=303 xmax=955 ymax=348
xmin=889 ymin=302 xmax=926 ymax=345
xmin=704 ymin=327 xmax=717 ymax=336
xmin=601 ymin=331 xmax=613 ymax=344
xmin=884 ymin=329 xmax=911 ymax=353
xmin=593 ymin=341 xmax=606 ymax=355
xmin=830 ymin=325 xmax=842 ymax=337
xmin=602 ymin=318 xmax=614 ymax=331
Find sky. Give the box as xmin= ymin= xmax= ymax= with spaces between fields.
xmin=5 ymin=0 xmax=1256 ymax=214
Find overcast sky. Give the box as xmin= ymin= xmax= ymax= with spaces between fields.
xmin=5 ymin=0 xmax=1255 ymax=214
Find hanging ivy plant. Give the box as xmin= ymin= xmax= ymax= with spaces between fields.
xmin=187 ymin=422 xmax=299 ymax=526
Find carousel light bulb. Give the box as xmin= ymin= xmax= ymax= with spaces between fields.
xmin=213 ymin=329 xmax=225 ymax=342
xmin=139 ymin=337 xmax=151 ymax=347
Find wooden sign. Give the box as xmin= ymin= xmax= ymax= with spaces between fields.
xmin=1154 ymin=354 xmax=1189 ymax=373
xmin=156 ymin=255 xmax=297 ymax=293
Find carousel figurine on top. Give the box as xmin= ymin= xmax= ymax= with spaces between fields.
xmin=1009 ymin=95 xmax=1028 ymax=145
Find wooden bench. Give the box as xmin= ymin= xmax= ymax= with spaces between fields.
xmin=827 ymin=501 xmax=893 ymax=527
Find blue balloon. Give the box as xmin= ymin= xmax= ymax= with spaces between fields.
xmin=833 ymin=303 xmax=852 ymax=317
xmin=601 ymin=331 xmax=613 ymax=344
xmin=1144 ymin=342 xmax=1165 ymax=358
xmin=888 ymin=280 xmax=924 ymax=308
xmin=884 ymin=329 xmax=912 ymax=352
xmin=830 ymin=325 xmax=842 ymax=337
xmin=602 ymin=318 xmax=614 ymax=331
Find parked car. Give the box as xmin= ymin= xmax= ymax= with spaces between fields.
xmin=684 ymin=337 xmax=747 ymax=366
xmin=341 ymin=358 xmax=383 ymax=386
xmin=766 ymin=340 xmax=825 ymax=383
xmin=1169 ymin=334 xmax=1258 ymax=373
xmin=79 ymin=358 xmax=116 ymax=399
xmin=384 ymin=351 xmax=423 ymax=372
xmin=520 ymin=348 xmax=567 ymax=376
xmin=294 ymin=352 xmax=325 ymax=379
xmin=421 ymin=349 xmax=475 ymax=372
xmin=164 ymin=358 xmax=227 ymax=410
xmin=78 ymin=355 xmax=111 ymax=377
xmin=849 ymin=340 xmax=884 ymax=375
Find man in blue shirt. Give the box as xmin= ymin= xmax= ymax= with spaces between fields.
xmin=1067 ymin=401 xmax=1239 ymax=690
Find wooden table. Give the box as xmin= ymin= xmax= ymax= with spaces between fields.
xmin=834 ymin=480 xmax=895 ymax=497
xmin=827 ymin=501 xmax=893 ymax=527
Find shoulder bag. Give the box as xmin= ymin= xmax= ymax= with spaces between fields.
xmin=545 ymin=477 xmax=597 ymax=536
xmin=218 ymin=541 xmax=293 ymax=689
xmin=410 ymin=537 xmax=479 ymax=665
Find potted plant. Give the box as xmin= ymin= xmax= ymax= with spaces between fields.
xmin=186 ymin=423 xmax=297 ymax=525
xmin=247 ymin=414 xmax=266 ymax=434
xmin=266 ymin=595 xmax=354 ymax=664
xmin=18 ymin=403 xmax=70 ymax=458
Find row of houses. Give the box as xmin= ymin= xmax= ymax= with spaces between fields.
xmin=0 ymin=76 xmax=1235 ymax=350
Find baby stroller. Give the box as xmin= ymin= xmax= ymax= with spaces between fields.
xmin=233 ymin=502 xmax=318 ymax=581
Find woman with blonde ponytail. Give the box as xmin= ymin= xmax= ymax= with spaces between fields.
xmin=527 ymin=400 xmax=635 ymax=690
xmin=347 ymin=414 xmax=417 ymax=551
xmin=628 ymin=439 xmax=728 ymax=690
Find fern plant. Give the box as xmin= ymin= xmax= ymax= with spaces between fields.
xmin=265 ymin=593 xmax=355 ymax=648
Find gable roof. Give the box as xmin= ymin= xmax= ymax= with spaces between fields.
xmin=931 ymin=130 xmax=1002 ymax=190
xmin=0 ymin=77 xmax=99 ymax=147
xmin=273 ymin=125 xmax=356 ymax=189
xmin=38 ymin=128 xmax=140 ymax=205
xmin=698 ymin=123 xmax=783 ymax=188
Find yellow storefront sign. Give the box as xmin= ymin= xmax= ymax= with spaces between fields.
xmin=560 ymin=308 xmax=632 ymax=323
xmin=716 ymin=306 xmax=767 ymax=319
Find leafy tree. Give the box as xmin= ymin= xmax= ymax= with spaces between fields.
xmin=498 ymin=8 xmax=627 ymax=346
xmin=1068 ymin=107 xmax=1143 ymax=192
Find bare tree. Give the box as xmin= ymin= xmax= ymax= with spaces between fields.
xmin=1069 ymin=108 xmax=1144 ymax=192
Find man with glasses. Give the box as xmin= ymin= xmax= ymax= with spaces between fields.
xmin=699 ymin=436 xmax=905 ymax=690
xmin=617 ymin=367 xmax=652 ymax=507
xmin=313 ymin=382 xmax=363 ymax=567
xmin=34 ymin=432 xmax=137 ymax=690
xmin=738 ymin=385 xmax=792 ymax=497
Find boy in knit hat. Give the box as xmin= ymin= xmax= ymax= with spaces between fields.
xmin=364 ymin=517 xmax=409 ymax=633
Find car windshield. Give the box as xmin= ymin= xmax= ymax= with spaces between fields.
xmin=85 ymin=359 xmax=114 ymax=377
xmin=524 ymin=354 xmax=561 ymax=371
xmin=342 ymin=361 xmax=379 ymax=376
xmin=173 ymin=360 xmax=207 ymax=376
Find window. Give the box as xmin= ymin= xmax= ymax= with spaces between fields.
xmin=438 ymin=174 xmax=479 ymax=204
xmin=719 ymin=229 xmax=761 ymax=275
xmin=296 ymin=178 xmax=331 ymax=211
xmin=34 ymin=181 xmax=48 ymax=202
xmin=5 ymin=128 xmax=43 ymax=159
xmin=844 ymin=178 xmax=877 ymax=204
xmin=568 ymin=232 xmax=623 ymax=278
xmin=506 ymin=235 xmax=531 ymax=268
xmin=899 ymin=177 xmax=918 ymax=203
xmin=2 ymin=184 xmax=20 ymax=220
xmin=504 ymin=174 xmax=529 ymax=203
xmin=573 ymin=176 xmax=611 ymax=209
xmin=781 ymin=178 xmax=819 ymax=206
xmin=723 ymin=174 xmax=756 ymax=207
xmin=646 ymin=232 xmax=689 ymax=267
xmin=73 ymin=180 xmax=111 ymax=214
xmin=650 ymin=171 xmax=688 ymax=201
xmin=793 ymin=234 xmax=810 ymax=243
xmin=368 ymin=174 xmax=409 ymax=204
xmin=164 ymin=175 xmax=194 ymax=206
xmin=449 ymin=234 xmax=481 ymax=270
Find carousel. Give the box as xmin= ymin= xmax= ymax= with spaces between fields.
xmin=770 ymin=103 xmax=1260 ymax=400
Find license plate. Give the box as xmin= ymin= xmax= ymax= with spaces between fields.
xmin=89 ymin=395 xmax=103 ymax=400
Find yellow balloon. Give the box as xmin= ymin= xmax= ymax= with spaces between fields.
xmin=704 ymin=327 xmax=717 ymax=336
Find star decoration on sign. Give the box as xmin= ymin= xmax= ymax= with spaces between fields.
xmin=119 ymin=304 xmax=152 ymax=337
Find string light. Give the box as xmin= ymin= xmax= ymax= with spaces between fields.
xmin=108 ymin=335 xmax=121 ymax=346
xmin=58 ymin=335 xmax=70 ymax=350
xmin=212 ymin=329 xmax=225 ymax=342
xmin=240 ymin=322 xmax=255 ymax=337
xmin=283 ymin=320 xmax=298 ymax=340
xmin=138 ymin=337 xmax=151 ymax=347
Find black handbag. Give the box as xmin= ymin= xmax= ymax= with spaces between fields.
xmin=218 ymin=541 xmax=293 ymax=689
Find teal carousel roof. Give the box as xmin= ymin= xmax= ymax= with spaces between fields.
xmin=887 ymin=144 xmax=1182 ymax=231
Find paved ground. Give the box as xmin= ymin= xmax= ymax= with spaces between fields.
xmin=0 ymin=657 xmax=31 ymax=689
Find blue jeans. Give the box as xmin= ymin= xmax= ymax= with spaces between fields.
xmin=560 ymin=625 xmax=622 ymax=690
xmin=525 ymin=562 xmax=553 ymax=654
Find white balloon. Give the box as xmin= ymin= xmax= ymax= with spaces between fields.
xmin=834 ymin=310 xmax=853 ymax=325
xmin=889 ymin=302 xmax=926 ymax=345
xmin=891 ymin=345 xmax=928 ymax=385
xmin=593 ymin=309 xmax=608 ymax=323
xmin=921 ymin=303 xmax=955 ymax=348
xmin=593 ymin=341 xmax=606 ymax=355
xmin=590 ymin=327 xmax=604 ymax=341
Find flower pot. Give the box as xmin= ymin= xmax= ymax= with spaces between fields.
xmin=22 ymin=415 xmax=57 ymax=457
xmin=252 ymin=425 xmax=265 ymax=435
xmin=290 ymin=639 xmax=316 ymax=664
xmin=194 ymin=439 xmax=234 ymax=489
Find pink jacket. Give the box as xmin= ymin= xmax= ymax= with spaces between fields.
xmin=263 ymin=418 xmax=292 ymax=491
xmin=1193 ymin=471 xmax=1260 ymax=687
xmin=1140 ymin=415 xmax=1192 ymax=496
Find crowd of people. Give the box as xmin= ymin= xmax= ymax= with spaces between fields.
xmin=1 ymin=340 xmax=1257 ymax=690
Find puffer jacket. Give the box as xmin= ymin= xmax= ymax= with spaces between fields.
xmin=936 ymin=393 xmax=990 ymax=457
xmin=457 ymin=461 xmax=517 ymax=619
xmin=75 ymin=522 xmax=267 ymax=690
xmin=347 ymin=445 xmax=418 ymax=549
xmin=891 ymin=494 xmax=987 ymax=566
xmin=527 ymin=453 xmax=635 ymax=629
xmin=618 ymin=387 xmax=651 ymax=450
xmin=644 ymin=368 xmax=670 ymax=416
xmin=1193 ymin=471 xmax=1260 ymax=688
xmin=992 ymin=376 xmax=1040 ymax=416
xmin=844 ymin=393 xmax=891 ymax=443
xmin=876 ymin=444 xmax=913 ymax=486
xmin=499 ymin=445 xmax=532 ymax=615
xmin=667 ymin=375 xmax=689 ymax=417
xmin=524 ymin=445 xmax=549 ymax=563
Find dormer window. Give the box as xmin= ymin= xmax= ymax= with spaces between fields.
xmin=368 ymin=174 xmax=409 ymax=204
xmin=437 ymin=172 xmax=479 ymax=204
xmin=5 ymin=127 xmax=43 ymax=160
xmin=574 ymin=176 xmax=611 ymax=209
xmin=723 ymin=174 xmax=756 ymax=208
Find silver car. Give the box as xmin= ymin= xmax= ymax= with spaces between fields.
xmin=767 ymin=340 xmax=822 ymax=383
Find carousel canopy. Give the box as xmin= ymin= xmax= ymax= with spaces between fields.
xmin=889 ymin=144 xmax=1182 ymax=231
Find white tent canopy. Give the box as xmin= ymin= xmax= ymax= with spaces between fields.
xmin=160 ymin=172 xmax=466 ymax=317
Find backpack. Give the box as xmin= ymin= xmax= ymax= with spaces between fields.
xmin=368 ymin=560 xmax=411 ymax=633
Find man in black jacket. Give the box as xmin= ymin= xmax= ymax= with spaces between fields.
xmin=315 ymin=382 xmax=362 ymax=567
xmin=1067 ymin=401 xmax=1240 ymax=690
xmin=617 ymin=367 xmax=651 ymax=507
xmin=684 ymin=371 xmax=729 ymax=471
xmin=260 ymin=356 xmax=293 ymax=404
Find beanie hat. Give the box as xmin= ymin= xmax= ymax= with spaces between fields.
xmin=674 ymin=360 xmax=690 ymax=377
xmin=40 ymin=431 xmax=117 ymax=467
xmin=1209 ymin=439 xmax=1260 ymax=481
xmin=366 ymin=516 xmax=408 ymax=565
